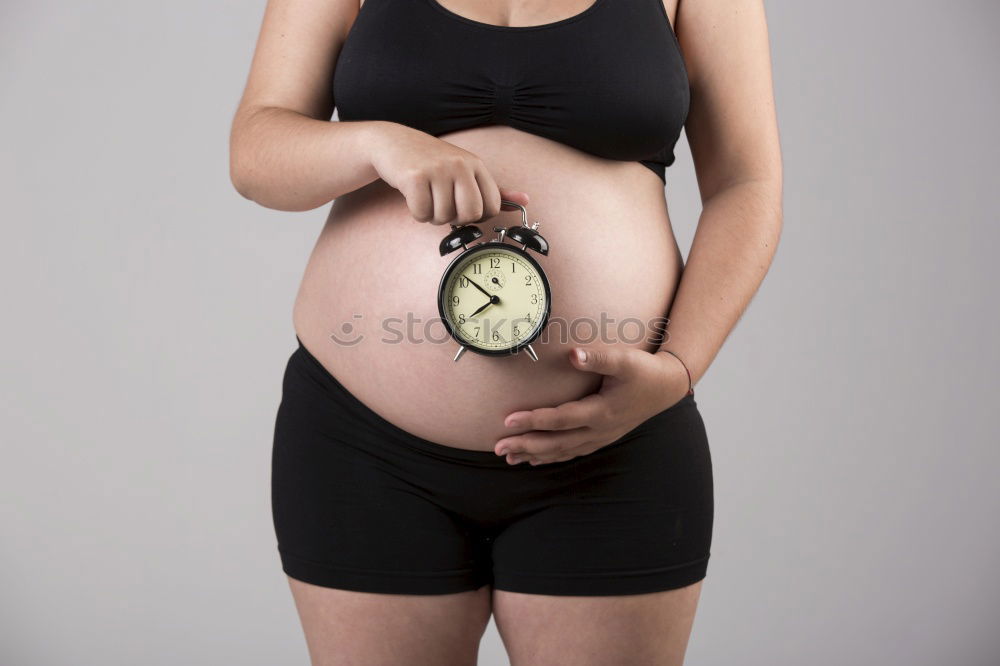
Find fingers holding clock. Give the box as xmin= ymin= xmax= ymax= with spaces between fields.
xmin=441 ymin=163 xmax=509 ymax=225
xmin=498 ymin=188 xmax=529 ymax=212
xmin=430 ymin=175 xmax=458 ymax=225
xmin=469 ymin=164 xmax=528 ymax=223
xmin=465 ymin=164 xmax=527 ymax=224
xmin=422 ymin=160 xmax=527 ymax=226
xmin=452 ymin=165 xmax=495 ymax=223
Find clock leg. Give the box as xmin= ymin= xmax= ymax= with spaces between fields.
xmin=525 ymin=344 xmax=539 ymax=362
xmin=453 ymin=346 xmax=467 ymax=362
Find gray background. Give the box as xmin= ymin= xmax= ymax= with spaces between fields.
xmin=2 ymin=0 xmax=998 ymax=664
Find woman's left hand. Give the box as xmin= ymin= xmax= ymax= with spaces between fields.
xmin=494 ymin=345 xmax=692 ymax=466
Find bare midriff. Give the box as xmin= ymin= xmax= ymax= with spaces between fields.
xmin=293 ymin=125 xmax=684 ymax=451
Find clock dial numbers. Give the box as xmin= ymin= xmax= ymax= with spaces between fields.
xmin=443 ymin=247 xmax=547 ymax=351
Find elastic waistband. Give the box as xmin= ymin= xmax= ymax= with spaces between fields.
xmin=288 ymin=337 xmax=516 ymax=467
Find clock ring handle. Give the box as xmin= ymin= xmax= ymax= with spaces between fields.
xmin=500 ymin=199 xmax=531 ymax=228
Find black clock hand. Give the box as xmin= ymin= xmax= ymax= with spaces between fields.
xmin=469 ymin=294 xmax=501 ymax=318
xmin=465 ymin=276 xmax=491 ymax=298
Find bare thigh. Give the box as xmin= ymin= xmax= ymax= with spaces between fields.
xmin=492 ymin=580 xmax=704 ymax=666
xmin=287 ymin=577 xmax=494 ymax=666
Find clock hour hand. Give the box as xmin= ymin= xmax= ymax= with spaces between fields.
xmin=464 ymin=276 xmax=491 ymax=298
xmin=469 ymin=294 xmax=500 ymax=318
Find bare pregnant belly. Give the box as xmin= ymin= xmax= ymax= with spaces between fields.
xmin=292 ymin=125 xmax=684 ymax=451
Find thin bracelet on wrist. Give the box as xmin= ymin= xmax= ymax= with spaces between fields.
xmin=657 ymin=349 xmax=695 ymax=396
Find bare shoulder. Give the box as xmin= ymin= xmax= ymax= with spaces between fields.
xmin=675 ymin=0 xmax=782 ymax=194
xmin=234 ymin=0 xmax=362 ymax=122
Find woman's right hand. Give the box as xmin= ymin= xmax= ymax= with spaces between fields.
xmin=366 ymin=122 xmax=529 ymax=225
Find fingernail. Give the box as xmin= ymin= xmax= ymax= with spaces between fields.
xmin=507 ymin=419 xmax=519 ymax=428
xmin=576 ymin=348 xmax=587 ymax=363
xmin=497 ymin=448 xmax=508 ymax=456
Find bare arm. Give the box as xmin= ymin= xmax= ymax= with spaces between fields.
xmin=657 ymin=0 xmax=784 ymax=385
xmin=229 ymin=0 xmax=527 ymax=218
xmin=229 ymin=0 xmax=384 ymax=211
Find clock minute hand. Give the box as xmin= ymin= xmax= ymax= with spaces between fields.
xmin=464 ymin=276 xmax=491 ymax=298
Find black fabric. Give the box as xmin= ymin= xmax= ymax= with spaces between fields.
xmin=271 ymin=340 xmax=714 ymax=596
xmin=333 ymin=0 xmax=690 ymax=183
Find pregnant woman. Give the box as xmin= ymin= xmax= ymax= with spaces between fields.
xmin=230 ymin=0 xmax=782 ymax=663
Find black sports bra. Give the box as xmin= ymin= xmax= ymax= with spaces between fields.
xmin=333 ymin=0 xmax=690 ymax=183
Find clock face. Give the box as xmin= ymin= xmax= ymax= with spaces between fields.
xmin=439 ymin=244 xmax=550 ymax=354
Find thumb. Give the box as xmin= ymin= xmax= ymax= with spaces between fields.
xmin=499 ymin=189 xmax=530 ymax=209
xmin=570 ymin=346 xmax=629 ymax=376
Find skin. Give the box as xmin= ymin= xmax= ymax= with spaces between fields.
xmin=230 ymin=0 xmax=782 ymax=664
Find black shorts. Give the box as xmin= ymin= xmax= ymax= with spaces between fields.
xmin=271 ymin=340 xmax=714 ymax=596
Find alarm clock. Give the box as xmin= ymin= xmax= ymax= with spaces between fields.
xmin=437 ymin=201 xmax=552 ymax=362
